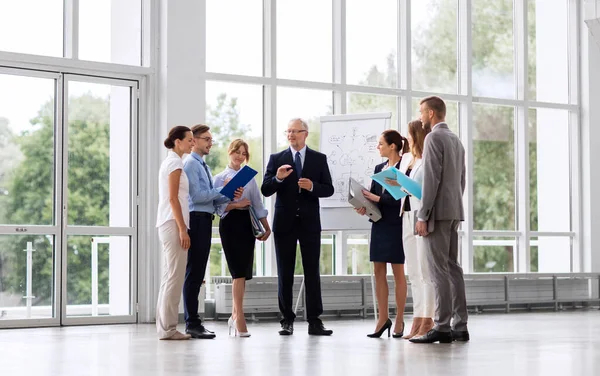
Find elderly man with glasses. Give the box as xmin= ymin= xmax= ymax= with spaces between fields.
xmin=261 ymin=118 xmax=334 ymax=336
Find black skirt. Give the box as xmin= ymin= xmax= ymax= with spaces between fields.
xmin=219 ymin=209 xmax=256 ymax=280
xmin=370 ymin=218 xmax=405 ymax=264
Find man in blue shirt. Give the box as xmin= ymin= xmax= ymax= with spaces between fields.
xmin=183 ymin=124 xmax=242 ymax=339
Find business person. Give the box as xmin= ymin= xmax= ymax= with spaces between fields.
xmin=155 ymin=126 xmax=194 ymax=340
xmin=261 ymin=118 xmax=334 ymax=336
xmin=214 ymin=139 xmax=272 ymax=338
xmin=396 ymin=120 xmax=435 ymax=339
xmin=410 ymin=96 xmax=469 ymax=344
xmin=183 ymin=124 xmax=243 ymax=339
xmin=355 ymin=130 xmax=409 ymax=338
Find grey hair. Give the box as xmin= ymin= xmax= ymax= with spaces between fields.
xmin=289 ymin=118 xmax=309 ymax=131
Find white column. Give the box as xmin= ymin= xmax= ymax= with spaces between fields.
xmin=582 ymin=1 xmax=600 ymax=273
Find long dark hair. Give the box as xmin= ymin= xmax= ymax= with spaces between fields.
xmin=407 ymin=119 xmax=431 ymax=159
xmin=164 ymin=126 xmax=191 ymax=149
xmin=381 ymin=129 xmax=409 ymax=155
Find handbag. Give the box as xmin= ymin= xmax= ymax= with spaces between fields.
xmin=248 ymin=206 xmax=266 ymax=238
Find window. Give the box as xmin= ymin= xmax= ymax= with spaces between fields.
xmin=277 ymin=87 xmax=332 ymax=151
xmin=346 ymin=0 xmax=397 ymax=88
xmin=412 ymin=0 xmax=458 ymax=93
xmin=277 ymin=0 xmax=332 ymax=82
xmin=529 ymin=108 xmax=570 ymax=232
xmin=472 ymin=0 xmax=514 ymax=98
xmin=473 ymin=104 xmax=515 ymax=231
xmin=0 ymin=1 xmax=63 ymax=57
xmin=78 ymin=0 xmax=142 ymax=65
xmin=473 ymin=236 xmax=515 ymax=273
xmin=528 ymin=0 xmax=570 ymax=103
xmin=206 ymin=0 xmax=262 ymax=76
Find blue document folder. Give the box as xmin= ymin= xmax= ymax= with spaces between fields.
xmin=370 ymin=167 xmax=422 ymax=201
xmin=219 ymin=165 xmax=258 ymax=200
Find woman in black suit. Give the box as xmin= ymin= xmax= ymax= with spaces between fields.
xmin=355 ymin=129 xmax=409 ymax=338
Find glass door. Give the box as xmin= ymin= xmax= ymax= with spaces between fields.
xmin=0 ymin=68 xmax=61 ymax=327
xmin=60 ymin=75 xmax=138 ymax=325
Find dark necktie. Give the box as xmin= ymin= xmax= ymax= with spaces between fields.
xmin=294 ymin=151 xmax=302 ymax=178
xmin=202 ymin=162 xmax=213 ymax=189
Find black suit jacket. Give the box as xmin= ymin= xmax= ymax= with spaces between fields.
xmin=369 ymin=161 xmax=402 ymax=225
xmin=261 ymin=147 xmax=334 ymax=233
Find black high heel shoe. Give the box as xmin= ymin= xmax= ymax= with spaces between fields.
xmin=392 ymin=322 xmax=405 ymax=338
xmin=367 ymin=318 xmax=392 ymax=338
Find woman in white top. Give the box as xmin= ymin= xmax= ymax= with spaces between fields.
xmin=155 ymin=126 xmax=195 ymax=340
xmin=214 ymin=139 xmax=271 ymax=338
xmin=396 ymin=119 xmax=435 ymax=339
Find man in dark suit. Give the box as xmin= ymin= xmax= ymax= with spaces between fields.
xmin=261 ymin=118 xmax=334 ymax=336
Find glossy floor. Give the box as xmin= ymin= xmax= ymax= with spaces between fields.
xmin=1 ymin=310 xmax=598 ymax=376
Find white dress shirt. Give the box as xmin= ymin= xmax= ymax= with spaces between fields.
xmin=156 ymin=150 xmax=190 ymax=229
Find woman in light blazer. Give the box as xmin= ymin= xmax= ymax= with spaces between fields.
xmin=397 ymin=120 xmax=435 ymax=339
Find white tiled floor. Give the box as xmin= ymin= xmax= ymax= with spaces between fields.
xmin=1 ymin=310 xmax=599 ymax=376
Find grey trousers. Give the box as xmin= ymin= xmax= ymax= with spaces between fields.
xmin=422 ymin=220 xmax=468 ymax=332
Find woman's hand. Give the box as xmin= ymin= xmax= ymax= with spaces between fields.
xmin=362 ymin=189 xmax=380 ymax=203
xmin=258 ymin=228 xmax=271 ymax=242
xmin=384 ymin=177 xmax=400 ymax=187
xmin=236 ymin=198 xmax=251 ymax=208
xmin=354 ymin=207 xmax=367 ymax=216
xmin=179 ymin=230 xmax=190 ymax=250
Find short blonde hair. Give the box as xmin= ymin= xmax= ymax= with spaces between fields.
xmin=228 ymin=139 xmax=250 ymax=162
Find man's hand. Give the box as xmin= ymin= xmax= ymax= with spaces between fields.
xmin=233 ymin=187 xmax=244 ymax=200
xmin=355 ymin=207 xmax=366 ymax=216
xmin=298 ymin=178 xmax=313 ymax=191
xmin=362 ymin=189 xmax=380 ymax=203
xmin=276 ymin=164 xmax=294 ymax=180
xmin=416 ymin=220 xmax=429 ymax=237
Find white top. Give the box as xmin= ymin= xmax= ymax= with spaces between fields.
xmin=156 ymin=150 xmax=190 ymax=229
xmin=399 ymin=153 xmax=424 ymax=213
xmin=213 ymin=165 xmax=269 ymax=219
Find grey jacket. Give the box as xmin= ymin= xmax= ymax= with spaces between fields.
xmin=417 ymin=123 xmax=465 ymax=222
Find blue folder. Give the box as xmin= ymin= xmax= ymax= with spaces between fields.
xmin=219 ymin=165 xmax=258 ymax=200
xmin=370 ymin=167 xmax=422 ymax=201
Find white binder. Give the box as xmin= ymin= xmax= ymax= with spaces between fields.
xmin=348 ymin=177 xmax=382 ymax=222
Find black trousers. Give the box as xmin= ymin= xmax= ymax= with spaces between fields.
xmin=274 ymin=216 xmax=323 ymax=322
xmin=183 ymin=211 xmax=213 ymax=327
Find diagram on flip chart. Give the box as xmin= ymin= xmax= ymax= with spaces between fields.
xmin=319 ymin=114 xmax=390 ymax=208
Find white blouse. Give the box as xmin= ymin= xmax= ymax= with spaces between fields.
xmin=213 ymin=165 xmax=268 ymax=219
xmin=156 ymin=150 xmax=190 ymax=229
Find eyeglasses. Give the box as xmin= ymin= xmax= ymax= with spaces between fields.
xmin=284 ymin=129 xmax=307 ymax=135
xmin=195 ymin=136 xmax=214 ymax=143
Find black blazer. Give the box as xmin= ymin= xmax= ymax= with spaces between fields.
xmin=369 ymin=161 xmax=402 ymax=225
xmin=261 ymin=147 xmax=334 ymax=233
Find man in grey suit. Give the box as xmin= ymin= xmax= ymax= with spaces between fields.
xmin=410 ymin=96 xmax=470 ymax=344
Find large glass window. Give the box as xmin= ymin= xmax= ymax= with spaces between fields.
xmin=206 ymin=0 xmax=262 ymax=76
xmin=472 ymin=0 xmax=515 ymax=98
xmin=277 ymin=0 xmax=332 ymax=82
xmin=346 ymin=0 xmax=397 ymax=88
xmin=528 ymin=0 xmax=569 ymax=103
xmin=78 ymin=0 xmax=142 ymax=65
xmin=0 ymin=1 xmax=63 ymax=57
xmin=473 ymin=104 xmax=515 ymax=231
xmin=411 ymin=0 xmax=458 ymax=93
xmin=0 ymin=74 xmax=56 ymax=226
xmin=277 ymin=87 xmax=333 ymax=151
xmin=348 ymin=93 xmax=398 ymax=128
xmin=205 ymin=81 xmax=264 ymax=181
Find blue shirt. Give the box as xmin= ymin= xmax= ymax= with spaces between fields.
xmin=213 ymin=166 xmax=269 ymax=219
xmin=183 ymin=152 xmax=230 ymax=213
